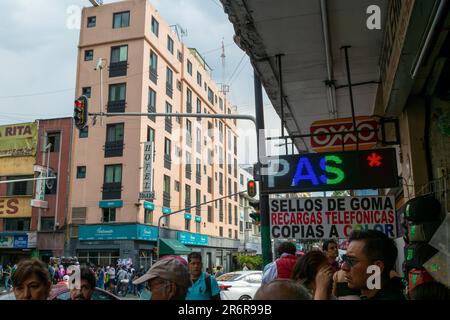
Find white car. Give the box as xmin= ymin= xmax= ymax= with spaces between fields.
xmin=217 ymin=271 xmax=262 ymax=300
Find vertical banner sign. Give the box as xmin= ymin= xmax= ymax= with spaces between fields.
xmin=270 ymin=196 xmax=397 ymax=240
xmin=139 ymin=142 xmax=154 ymax=199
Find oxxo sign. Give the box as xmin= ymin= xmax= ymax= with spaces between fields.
xmin=310 ymin=116 xmax=378 ymax=152
xmin=270 ymin=196 xmax=397 ymax=240
xmin=263 ymin=148 xmax=398 ymax=193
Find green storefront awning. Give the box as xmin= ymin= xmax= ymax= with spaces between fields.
xmin=159 ymin=238 xmax=192 ymax=255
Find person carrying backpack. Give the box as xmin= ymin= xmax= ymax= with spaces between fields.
xmin=185 ymin=252 xmax=221 ymax=300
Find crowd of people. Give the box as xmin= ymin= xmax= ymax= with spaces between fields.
xmin=1 ymin=230 xmax=449 ymax=300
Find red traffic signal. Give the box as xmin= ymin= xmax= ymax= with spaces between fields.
xmin=74 ymin=96 xmax=88 ymax=130
xmin=247 ymin=180 xmax=257 ymax=198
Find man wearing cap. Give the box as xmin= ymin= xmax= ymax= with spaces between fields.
xmin=133 ymin=257 xmax=192 ymax=300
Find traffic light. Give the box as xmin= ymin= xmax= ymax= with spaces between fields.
xmin=74 ymin=95 xmax=88 ymax=130
xmin=249 ymin=201 xmax=260 ymax=224
xmin=247 ymin=179 xmax=257 ymax=198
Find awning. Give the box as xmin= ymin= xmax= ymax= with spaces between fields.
xmin=159 ymin=238 xmax=191 ymax=255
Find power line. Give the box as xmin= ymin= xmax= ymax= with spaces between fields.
xmin=0 ymin=88 xmax=74 ymax=100
xmin=210 ymin=0 xmax=223 ymax=9
xmin=229 ymin=60 xmax=249 ymax=87
xmin=227 ymin=53 xmax=246 ymax=84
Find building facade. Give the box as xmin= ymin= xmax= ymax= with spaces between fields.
xmin=0 ymin=118 xmax=72 ymax=264
xmin=68 ymin=0 xmax=240 ymax=272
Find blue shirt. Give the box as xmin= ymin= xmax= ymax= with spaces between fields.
xmin=186 ymin=272 xmax=220 ymax=300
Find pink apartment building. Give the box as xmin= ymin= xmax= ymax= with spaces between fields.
xmin=67 ymin=0 xmax=240 ymax=271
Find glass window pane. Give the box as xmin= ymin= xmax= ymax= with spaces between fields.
xmin=122 ymin=12 xmax=129 ymax=27
xmin=114 ymin=166 xmax=122 ymax=183
xmin=105 ymin=166 xmax=113 ymax=183
xmin=119 ymin=46 xmax=128 ymax=61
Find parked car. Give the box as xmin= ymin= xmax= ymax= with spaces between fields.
xmin=0 ymin=283 xmax=120 ymax=300
xmin=216 ymin=271 xmax=262 ymax=300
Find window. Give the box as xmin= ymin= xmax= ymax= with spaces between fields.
xmin=111 ymin=45 xmax=128 ymax=63
xmin=196 ymin=98 xmax=202 ymax=114
xmin=163 ymin=175 xmax=171 ymax=193
xmin=207 ymin=177 xmax=212 ymax=193
xmin=5 ymin=219 xmax=30 ymax=231
xmin=85 ymin=50 xmax=93 ymax=61
xmin=219 ymin=227 xmax=223 ymax=237
xmin=196 ymin=128 xmax=201 ymax=153
xmin=43 ymin=190 xmax=60 ymax=213
xmin=175 ymin=181 xmax=180 ymax=192
xmin=147 ymin=126 xmax=155 ymax=146
xmin=167 ymin=36 xmax=174 ymax=54
xmin=234 ymin=136 xmax=237 ymax=155
xmin=177 ymin=50 xmax=183 ymax=62
xmin=106 ymin=123 xmax=124 ymax=143
xmin=219 ymin=173 xmax=223 ymax=195
xmin=219 ymin=98 xmax=223 ymax=110
xmin=185 ymin=219 xmax=191 ymax=231
xmin=40 ymin=217 xmax=55 ymax=231
xmin=151 ymin=16 xmax=159 ymax=36
xmin=186 ymin=120 xmax=192 ymax=145
xmin=208 ymin=87 xmax=214 ymax=104
xmin=228 ymin=229 xmax=232 ymax=239
xmin=166 ymin=67 xmax=173 ymax=98
xmin=240 ymin=221 xmax=243 ymax=232
xmin=102 ymin=208 xmax=116 ymax=223
xmin=240 ymin=174 xmax=244 ymax=185
xmin=228 ymin=205 xmax=232 ymax=225
xmin=234 ymin=206 xmax=238 ymax=226
xmin=6 ymin=176 xmax=33 ymax=196
xmin=150 ymin=51 xmax=158 ymax=84
xmin=77 ymin=166 xmax=86 ymax=179
xmin=104 ymin=165 xmax=122 ymax=184
xmin=177 ymin=80 xmax=182 ymax=91
xmin=208 ymin=206 xmax=213 ymax=222
xmin=186 ymin=88 xmax=192 ymax=113
xmin=185 ymin=184 xmax=191 ymax=209
xmin=234 ymin=159 xmax=238 ymax=178
xmin=196 ymin=222 xmax=200 ymax=233
xmin=113 ymin=11 xmax=130 ymax=28
xmin=197 ymin=72 xmax=202 ymax=86
xmin=82 ymin=87 xmax=91 ymax=98
xmin=144 ymin=209 xmax=153 ymax=224
xmin=109 ymin=83 xmax=126 ymax=102
xmin=87 ymin=16 xmax=96 ymax=28
xmin=47 ymin=133 xmax=60 ymax=152
xmin=235 ymin=230 xmax=238 ymax=240
xmin=49 ymin=131 xmax=65 ymax=153
xmin=79 ymin=126 xmax=88 ymax=138
xmin=148 ymin=88 xmax=156 ymax=121
xmin=187 ymin=60 xmax=193 ymax=75
xmin=219 ymin=199 xmax=223 ymax=222
xmin=165 ymin=102 xmax=173 ymax=133
xmin=164 ymin=138 xmax=171 ymax=159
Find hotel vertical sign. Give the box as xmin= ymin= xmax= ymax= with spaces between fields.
xmin=139 ymin=142 xmax=155 ymax=200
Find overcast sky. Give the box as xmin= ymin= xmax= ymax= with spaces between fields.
xmin=0 ymin=0 xmax=285 ymax=164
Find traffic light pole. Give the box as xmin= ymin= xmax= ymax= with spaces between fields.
xmin=156 ymin=190 xmax=248 ymax=260
xmin=254 ymin=72 xmax=273 ymax=268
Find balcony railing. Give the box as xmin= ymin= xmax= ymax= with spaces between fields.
xmin=107 ymin=100 xmax=125 ymax=113
xmin=109 ymin=61 xmax=128 ymax=77
xmin=164 ymin=154 xmax=172 ymax=170
xmin=166 ymin=83 xmax=173 ymax=98
xmin=102 ymin=183 xmax=122 ymax=200
xmin=163 ymin=191 xmax=171 ymax=208
xmin=104 ymin=140 xmax=124 ymax=157
xmin=149 ymin=67 xmax=158 ymax=84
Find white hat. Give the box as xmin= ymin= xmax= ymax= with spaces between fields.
xmin=63 ymin=275 xmax=70 ymax=281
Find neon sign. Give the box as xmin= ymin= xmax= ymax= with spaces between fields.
xmin=263 ymin=148 xmax=398 ymax=193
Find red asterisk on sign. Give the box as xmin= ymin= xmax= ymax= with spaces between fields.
xmin=367 ymin=152 xmax=382 ymax=167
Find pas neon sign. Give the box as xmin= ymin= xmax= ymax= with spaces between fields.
xmin=263 ymin=148 xmax=398 ymax=193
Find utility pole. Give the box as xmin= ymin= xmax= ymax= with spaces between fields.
xmin=254 ymin=72 xmax=272 ymax=268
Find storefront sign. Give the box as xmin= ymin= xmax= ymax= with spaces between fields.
xmin=0 ymin=232 xmax=36 ymax=248
xmin=98 ymin=200 xmax=123 ymax=208
xmin=270 ymin=196 xmax=397 ymax=240
xmin=0 ymin=236 xmax=14 ymax=248
xmin=178 ymin=231 xmax=208 ymax=246
xmin=310 ymin=116 xmax=378 ymax=152
xmin=0 ymin=197 xmax=32 ymax=218
xmin=79 ymin=224 xmax=158 ymax=241
xmin=263 ymin=148 xmax=398 ymax=193
xmin=0 ymin=122 xmax=38 ymax=157
xmin=143 ymin=201 xmax=155 ymax=210
xmin=14 ymin=235 xmax=28 ymax=248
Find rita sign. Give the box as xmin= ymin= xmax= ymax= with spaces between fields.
xmin=310 ymin=116 xmax=378 ymax=152
xmin=270 ymin=196 xmax=397 ymax=240
xmin=262 ymin=148 xmax=398 ymax=193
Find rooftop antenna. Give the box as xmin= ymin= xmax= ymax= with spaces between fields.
xmin=220 ymin=39 xmax=229 ymax=96
xmin=170 ymin=24 xmax=188 ymax=43
xmin=88 ymin=0 xmax=103 ymax=6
